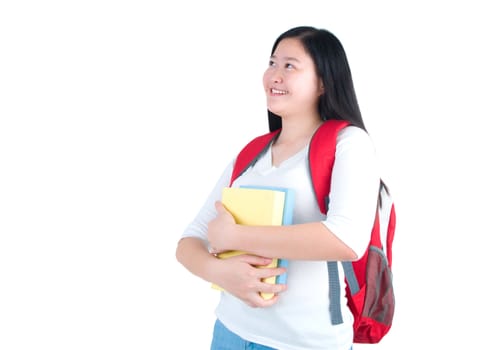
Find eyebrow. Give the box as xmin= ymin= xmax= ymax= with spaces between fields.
xmin=270 ymin=55 xmax=301 ymax=63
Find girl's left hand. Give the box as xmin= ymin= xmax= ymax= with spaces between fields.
xmin=207 ymin=201 xmax=236 ymax=254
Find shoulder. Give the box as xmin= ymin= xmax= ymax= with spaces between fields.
xmin=338 ymin=125 xmax=370 ymax=139
xmin=336 ymin=126 xmax=377 ymax=157
xmin=338 ymin=125 xmax=375 ymax=146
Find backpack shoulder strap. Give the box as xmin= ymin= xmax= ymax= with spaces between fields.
xmin=230 ymin=129 xmax=281 ymax=185
xmin=378 ymin=184 xmax=396 ymax=267
xmin=308 ymin=120 xmax=350 ymax=213
xmin=308 ymin=120 xmax=351 ymax=325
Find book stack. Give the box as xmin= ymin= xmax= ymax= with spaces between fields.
xmin=211 ymin=185 xmax=294 ymax=300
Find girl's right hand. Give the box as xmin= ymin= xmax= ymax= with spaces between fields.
xmin=211 ymin=253 xmax=287 ymax=308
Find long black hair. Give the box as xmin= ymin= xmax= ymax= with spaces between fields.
xmin=268 ymin=27 xmax=391 ymax=198
xmin=268 ymin=26 xmax=366 ymax=133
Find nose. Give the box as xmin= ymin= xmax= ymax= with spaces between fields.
xmin=272 ymin=71 xmax=283 ymax=83
xmin=263 ymin=66 xmax=283 ymax=86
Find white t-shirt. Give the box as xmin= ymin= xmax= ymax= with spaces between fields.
xmin=181 ymin=126 xmax=380 ymax=350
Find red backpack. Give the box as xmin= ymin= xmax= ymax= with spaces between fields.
xmin=229 ymin=119 xmax=396 ymax=344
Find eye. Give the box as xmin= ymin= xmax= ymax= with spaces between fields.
xmin=285 ymin=63 xmax=295 ymax=70
xmin=268 ymin=59 xmax=276 ymax=67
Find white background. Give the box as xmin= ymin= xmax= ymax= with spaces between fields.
xmin=1 ymin=1 xmax=485 ymax=349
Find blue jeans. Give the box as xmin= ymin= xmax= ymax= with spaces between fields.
xmin=210 ymin=319 xmax=276 ymax=350
xmin=210 ymin=319 xmax=353 ymax=350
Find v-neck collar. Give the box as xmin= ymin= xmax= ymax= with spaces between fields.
xmin=253 ymin=141 xmax=309 ymax=174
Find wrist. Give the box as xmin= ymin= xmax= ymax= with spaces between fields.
xmin=204 ymin=252 xmax=222 ymax=282
xmin=229 ymin=223 xmax=246 ymax=251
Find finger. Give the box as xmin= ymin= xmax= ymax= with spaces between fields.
xmin=259 ymin=294 xmax=280 ymax=307
xmin=240 ymin=254 xmax=275 ymax=266
xmin=214 ymin=200 xmax=226 ymax=213
xmin=245 ymin=293 xmax=277 ymax=308
xmin=245 ymin=290 xmax=281 ymax=308
xmin=257 ymin=266 xmax=287 ymax=280
xmin=258 ymin=280 xmax=287 ymax=296
xmin=254 ymin=268 xmax=288 ymax=300
xmin=249 ymin=284 xmax=286 ymax=307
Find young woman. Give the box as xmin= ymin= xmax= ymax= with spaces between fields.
xmin=176 ymin=26 xmax=380 ymax=350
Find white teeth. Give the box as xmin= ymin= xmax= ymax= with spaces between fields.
xmin=271 ymin=88 xmax=288 ymax=95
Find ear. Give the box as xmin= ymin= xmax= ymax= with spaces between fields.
xmin=319 ymin=80 xmax=325 ymax=94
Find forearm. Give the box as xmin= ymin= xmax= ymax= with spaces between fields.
xmin=175 ymin=237 xmax=219 ymax=283
xmin=230 ymin=222 xmax=358 ymax=261
xmin=176 ymin=236 xmax=286 ymax=307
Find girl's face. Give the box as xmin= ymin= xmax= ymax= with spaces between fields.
xmin=263 ymin=38 xmax=323 ymax=119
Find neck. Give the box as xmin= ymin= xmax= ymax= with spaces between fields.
xmin=276 ymin=118 xmax=322 ymax=145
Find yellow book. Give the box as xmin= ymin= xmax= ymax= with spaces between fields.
xmin=211 ymin=186 xmax=286 ymax=300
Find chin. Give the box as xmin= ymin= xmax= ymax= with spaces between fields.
xmin=266 ymin=104 xmax=284 ymax=116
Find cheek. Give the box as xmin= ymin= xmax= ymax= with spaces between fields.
xmin=262 ymin=70 xmax=271 ymax=87
xmin=307 ymin=77 xmax=323 ymax=98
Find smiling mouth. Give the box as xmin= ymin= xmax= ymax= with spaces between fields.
xmin=271 ymin=88 xmax=288 ymax=95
